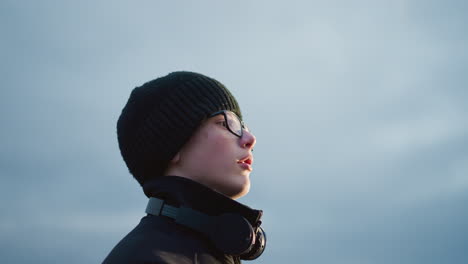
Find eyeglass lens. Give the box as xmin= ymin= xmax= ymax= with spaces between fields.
xmin=225 ymin=111 xmax=248 ymax=137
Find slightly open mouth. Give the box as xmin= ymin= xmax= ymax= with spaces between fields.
xmin=238 ymin=159 xmax=252 ymax=165
xmin=237 ymin=157 xmax=253 ymax=171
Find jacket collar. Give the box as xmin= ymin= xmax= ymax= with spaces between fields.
xmin=142 ymin=176 xmax=262 ymax=227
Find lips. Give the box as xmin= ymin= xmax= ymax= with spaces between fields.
xmin=237 ymin=154 xmax=253 ymax=171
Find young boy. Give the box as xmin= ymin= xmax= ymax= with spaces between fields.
xmin=103 ymin=71 xmax=266 ymax=264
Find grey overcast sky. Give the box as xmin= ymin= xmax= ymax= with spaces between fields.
xmin=1 ymin=0 xmax=467 ymax=263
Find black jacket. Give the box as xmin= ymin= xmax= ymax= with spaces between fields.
xmin=102 ymin=176 xmax=263 ymax=264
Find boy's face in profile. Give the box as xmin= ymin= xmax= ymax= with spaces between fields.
xmin=166 ymin=111 xmax=256 ymax=199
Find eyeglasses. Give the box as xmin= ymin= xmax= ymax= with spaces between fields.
xmin=209 ymin=110 xmax=249 ymax=138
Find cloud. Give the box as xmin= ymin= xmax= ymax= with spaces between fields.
xmin=1 ymin=1 xmax=468 ymax=264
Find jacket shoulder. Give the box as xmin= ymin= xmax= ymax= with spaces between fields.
xmin=102 ymin=215 xmax=238 ymax=264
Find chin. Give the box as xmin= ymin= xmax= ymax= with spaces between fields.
xmin=226 ymin=179 xmax=251 ymax=200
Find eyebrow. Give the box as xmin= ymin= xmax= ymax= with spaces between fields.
xmin=210 ymin=114 xmax=224 ymax=119
xmin=204 ymin=115 xmax=223 ymax=124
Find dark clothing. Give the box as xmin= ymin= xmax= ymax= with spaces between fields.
xmin=103 ymin=176 xmax=263 ymax=264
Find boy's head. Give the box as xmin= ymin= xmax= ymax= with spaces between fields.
xmin=117 ymin=71 xmax=256 ymax=198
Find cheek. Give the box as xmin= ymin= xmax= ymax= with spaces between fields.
xmin=202 ymin=134 xmax=235 ymax=165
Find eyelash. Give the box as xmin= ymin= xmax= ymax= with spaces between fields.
xmin=216 ymin=121 xmax=227 ymax=128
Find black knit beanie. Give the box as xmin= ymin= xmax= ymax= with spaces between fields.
xmin=117 ymin=71 xmax=242 ymax=186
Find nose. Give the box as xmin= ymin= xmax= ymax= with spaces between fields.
xmin=240 ymin=129 xmax=256 ymax=150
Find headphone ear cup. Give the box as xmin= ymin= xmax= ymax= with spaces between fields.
xmin=209 ymin=213 xmax=255 ymax=256
xmin=240 ymin=226 xmax=267 ymax=260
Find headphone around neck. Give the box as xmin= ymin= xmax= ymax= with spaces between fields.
xmin=145 ymin=197 xmax=266 ymax=260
